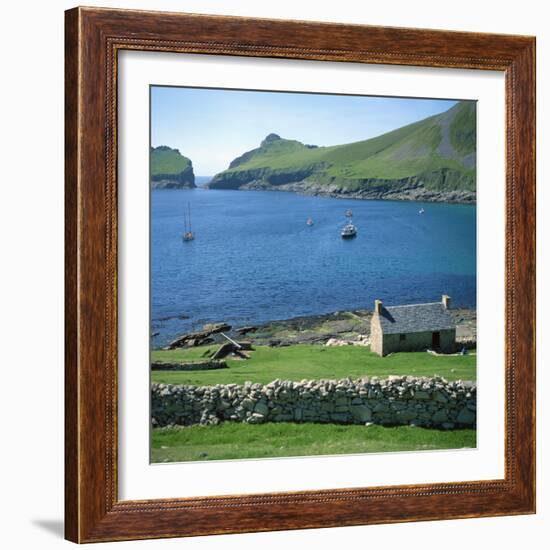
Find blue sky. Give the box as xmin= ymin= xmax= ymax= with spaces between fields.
xmin=151 ymin=86 xmax=457 ymax=176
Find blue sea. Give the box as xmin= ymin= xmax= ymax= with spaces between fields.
xmin=151 ymin=189 xmax=476 ymax=347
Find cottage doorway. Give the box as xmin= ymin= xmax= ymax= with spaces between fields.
xmin=432 ymin=331 xmax=441 ymax=349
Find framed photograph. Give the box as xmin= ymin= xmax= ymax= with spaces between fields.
xmin=65 ymin=7 xmax=536 ymax=543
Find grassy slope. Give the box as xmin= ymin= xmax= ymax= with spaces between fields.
xmin=450 ymin=101 xmax=477 ymax=154
xmin=212 ymin=101 xmax=476 ymax=190
xmin=151 ymin=146 xmax=192 ymax=176
xmin=151 ymin=344 xmax=476 ymax=385
xmin=152 ymin=423 xmax=476 ymax=462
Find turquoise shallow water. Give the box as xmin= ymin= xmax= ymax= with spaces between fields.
xmin=151 ymin=189 xmax=476 ymax=347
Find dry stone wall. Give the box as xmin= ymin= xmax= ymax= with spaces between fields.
xmin=152 ymin=376 xmax=476 ymax=430
xmin=151 ymin=360 xmax=228 ymax=371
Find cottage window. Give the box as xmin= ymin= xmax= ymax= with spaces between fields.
xmin=399 ymin=334 xmax=406 ymax=341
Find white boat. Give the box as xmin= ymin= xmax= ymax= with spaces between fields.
xmin=182 ymin=202 xmax=195 ymax=242
xmin=419 ymin=208 xmax=425 ymax=214
xmin=306 ymin=217 xmax=314 ymax=226
xmin=341 ymin=222 xmax=357 ymax=239
xmin=341 ymin=210 xmax=357 ymax=238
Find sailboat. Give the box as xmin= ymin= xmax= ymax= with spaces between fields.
xmin=182 ymin=202 xmax=195 ymax=242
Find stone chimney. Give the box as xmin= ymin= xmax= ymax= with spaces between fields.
xmin=442 ymin=295 xmax=451 ymax=310
xmin=374 ymin=299 xmax=383 ymax=314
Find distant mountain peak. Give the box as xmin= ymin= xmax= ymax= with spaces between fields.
xmin=261 ymin=133 xmax=282 ymax=146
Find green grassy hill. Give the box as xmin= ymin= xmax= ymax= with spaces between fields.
xmin=208 ymin=101 xmax=476 ymax=203
xmin=151 ymin=146 xmax=196 ymax=189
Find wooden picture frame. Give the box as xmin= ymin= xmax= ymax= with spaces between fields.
xmin=65 ymin=6 xmax=536 ymax=543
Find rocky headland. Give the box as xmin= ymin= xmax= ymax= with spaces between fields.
xmin=151 ymin=145 xmax=196 ymax=189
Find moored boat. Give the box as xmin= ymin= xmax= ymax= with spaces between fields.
xmin=341 ymin=209 xmax=357 ymax=238
xmin=182 ymin=202 xmax=195 ymax=242
xmin=341 ymin=222 xmax=357 ymax=239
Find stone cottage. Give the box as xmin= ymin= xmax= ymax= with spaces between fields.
xmin=370 ymin=295 xmax=456 ymax=356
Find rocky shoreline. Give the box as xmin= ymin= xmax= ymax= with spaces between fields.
xmin=151 ymin=178 xmax=195 ymax=190
xmin=159 ymin=308 xmax=476 ymax=351
xmin=242 ymin=308 xmax=476 ymax=347
xmin=236 ymin=180 xmax=476 ymax=205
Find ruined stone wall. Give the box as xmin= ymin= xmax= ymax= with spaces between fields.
xmin=152 ymin=376 xmax=476 ymax=430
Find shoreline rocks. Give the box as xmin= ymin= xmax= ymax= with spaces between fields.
xmin=237 ymin=180 xmax=477 ymax=205
xmin=165 ymin=322 xmax=232 ymax=349
xmin=156 ymin=308 xmax=477 ymax=351
xmin=242 ymin=308 xmax=476 ymax=348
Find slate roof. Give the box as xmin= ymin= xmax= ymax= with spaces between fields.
xmin=377 ymin=302 xmax=455 ymax=335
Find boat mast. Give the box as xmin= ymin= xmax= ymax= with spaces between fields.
xmin=188 ymin=202 xmax=192 ymax=233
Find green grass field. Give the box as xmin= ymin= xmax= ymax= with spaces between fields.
xmin=151 ymin=344 xmax=476 ymax=386
xmin=152 ymin=423 xmax=476 ymax=462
